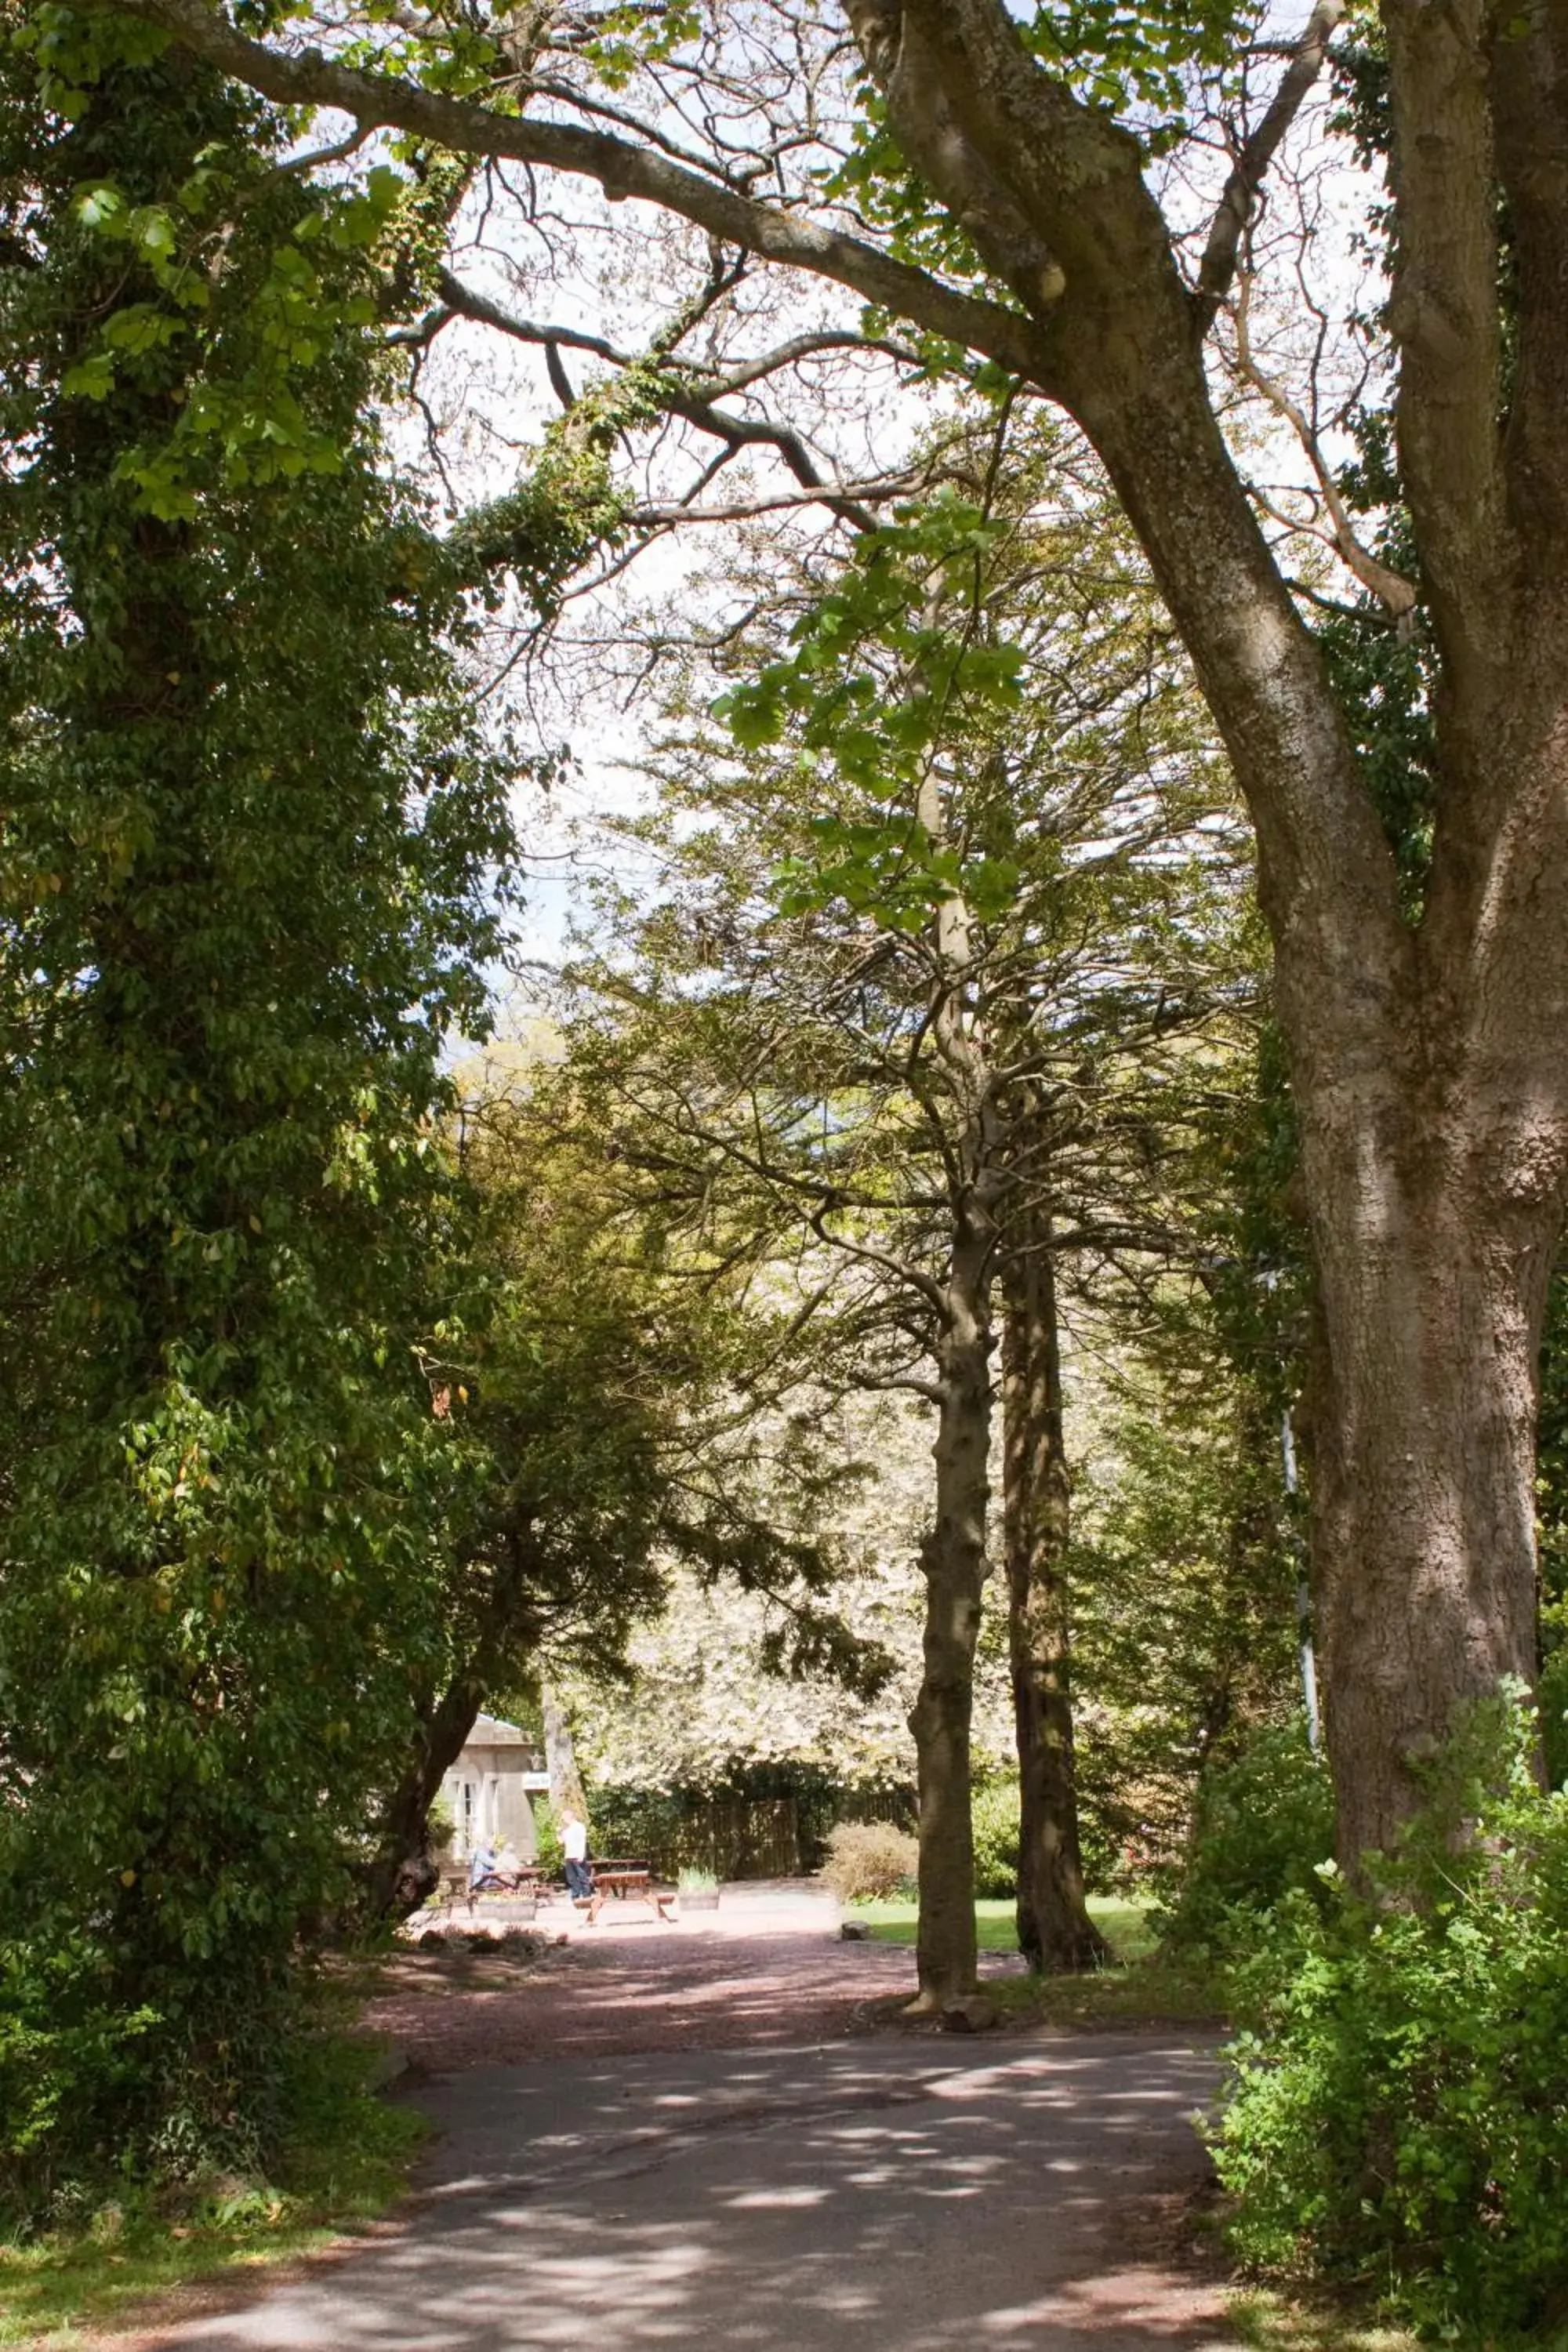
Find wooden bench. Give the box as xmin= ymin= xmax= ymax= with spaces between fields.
xmin=434 ymin=1865 xmax=557 ymax=1919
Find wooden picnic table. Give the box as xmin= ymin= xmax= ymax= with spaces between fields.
xmin=576 ymin=1860 xmax=677 ymax=1924
xmin=434 ymin=1863 xmax=557 ymax=1917
xmin=495 ymin=1864 xmax=554 ymax=1898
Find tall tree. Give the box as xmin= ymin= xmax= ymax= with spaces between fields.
xmin=0 ymin=31 xmax=512 ymax=2192
xmin=1001 ymin=1178 xmax=1107 ymax=1971
xmin=102 ymin=0 xmax=1568 ymax=1863
xmin=360 ymin=1070 xmax=880 ymax=1915
xmin=560 ymin=444 xmax=1240 ymax=1998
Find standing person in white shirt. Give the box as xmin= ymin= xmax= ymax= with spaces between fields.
xmin=561 ymin=1810 xmax=592 ymax=1900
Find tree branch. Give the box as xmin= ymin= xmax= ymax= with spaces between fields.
xmin=1231 ymin=272 xmax=1417 ymax=622
xmin=1195 ymin=0 xmax=1347 ymax=332
xmin=76 ymin=0 xmax=1047 ymax=377
xmin=1382 ymin=0 xmax=1508 ymax=672
xmin=430 ymin=272 xmax=883 ymax=527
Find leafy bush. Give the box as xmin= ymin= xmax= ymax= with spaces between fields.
xmin=1162 ymin=1722 xmax=1334 ymax=1951
xmin=579 ymin=1787 xmax=685 ymax=1873
xmin=1540 ymin=1639 xmax=1568 ymax=1794
xmin=818 ymin=1822 xmax=920 ymax=1902
xmin=0 ymin=1942 xmax=158 ymax=2226
xmin=0 ymin=2028 xmax=423 ymax=2336
xmin=971 ymin=1780 xmax=1020 ymax=1898
xmin=1212 ymin=1690 xmax=1568 ymax=2340
xmin=531 ymin=1799 xmax=564 ymax=1873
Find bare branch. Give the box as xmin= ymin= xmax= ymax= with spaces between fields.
xmin=1232 ymin=274 xmax=1417 ymax=622
xmin=1196 ymin=0 xmax=1347 ymax=331
xmin=430 ymin=272 xmax=882 ymax=527
xmin=623 ymin=476 xmax=913 ymax=527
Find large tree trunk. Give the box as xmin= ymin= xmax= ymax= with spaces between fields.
xmin=361 ymin=1677 xmax=485 ymax=1920
xmin=542 ymin=1680 xmax=589 ymax=1827
xmin=1308 ymin=1142 xmax=1554 ymax=1862
xmin=1079 ymin=368 xmax=1564 ymax=1863
xmin=904 ymin=735 xmax=1004 ymax=2010
xmin=909 ymin=1222 xmax=993 ymax=2009
xmin=846 ymin=0 xmax=1568 ymax=1869
xmin=1000 ymin=1210 xmax=1108 ymax=1972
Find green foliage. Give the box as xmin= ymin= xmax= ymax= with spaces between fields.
xmin=0 ymin=2032 xmax=423 ymax=2341
xmin=531 ymin=1800 xmax=564 ymax=1875
xmin=971 ymin=1780 xmax=1021 ymax=1899
xmin=818 ymin=1821 xmax=920 ymax=1903
xmin=1533 ymin=1265 xmax=1568 ymax=1791
xmin=1161 ymin=1725 xmax=1334 ymax=1951
xmin=1540 ymin=1644 xmax=1568 ymax=1797
xmin=1072 ymin=1384 xmax=1303 ymax=1880
xmin=0 ymin=41 xmax=512 ymax=2212
xmin=714 ymin=494 xmax=1027 ymax=935
xmin=1214 ymin=1692 xmax=1568 ymax=2339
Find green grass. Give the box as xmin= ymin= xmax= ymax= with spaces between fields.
xmin=851 ymin=1893 xmax=1226 ymax=2029
xmin=1229 ymin=2287 xmax=1568 ymax=2352
xmin=1227 ymin=2292 xmax=1423 ymax=2352
xmin=0 ymin=2039 xmax=424 ymax=2349
xmin=855 ymin=1893 xmax=1158 ymax=1961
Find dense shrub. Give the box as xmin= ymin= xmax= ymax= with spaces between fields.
xmin=1212 ymin=1690 xmax=1568 ymax=2340
xmin=1 ymin=2010 xmax=420 ymax=2241
xmin=0 ymin=1929 xmax=312 ymax=2227
xmin=1161 ymin=1722 xmax=1334 ymax=1951
xmin=530 ymin=1799 xmax=564 ymax=1874
xmin=1540 ymin=1641 xmax=1568 ymax=1793
xmin=581 ymin=1788 xmax=684 ymax=1872
xmin=818 ymin=1823 xmax=920 ymax=1902
xmin=971 ymin=1781 xmax=1020 ymax=1898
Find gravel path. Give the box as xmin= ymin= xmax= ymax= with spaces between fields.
xmin=359 ymin=1886 xmax=986 ymax=2070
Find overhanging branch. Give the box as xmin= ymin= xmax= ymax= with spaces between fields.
xmin=78 ymin=0 xmax=1047 ymax=378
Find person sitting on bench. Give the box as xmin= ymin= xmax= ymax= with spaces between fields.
xmin=561 ymin=1810 xmax=593 ymax=1899
xmin=468 ymin=1837 xmax=500 ymax=1893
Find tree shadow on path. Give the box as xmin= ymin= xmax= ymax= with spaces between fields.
xmin=151 ymin=2034 xmax=1235 ymax=2351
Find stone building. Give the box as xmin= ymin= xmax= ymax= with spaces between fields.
xmin=439 ymin=1713 xmax=551 ymax=1859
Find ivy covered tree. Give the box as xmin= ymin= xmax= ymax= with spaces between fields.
xmin=0 ymin=31 xmax=513 ymax=2204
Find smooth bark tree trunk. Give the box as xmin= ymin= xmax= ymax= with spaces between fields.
xmin=1307 ymin=1160 xmax=1553 ymax=1861
xmin=1000 ymin=1210 xmax=1108 ymax=1972
xmin=910 ymin=1213 xmax=993 ymax=2009
xmin=1081 ymin=362 xmax=1559 ymax=1862
xmin=543 ymin=1680 xmax=590 ymax=1828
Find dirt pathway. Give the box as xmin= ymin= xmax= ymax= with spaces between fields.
xmin=360 ymin=1885 xmax=977 ymax=2069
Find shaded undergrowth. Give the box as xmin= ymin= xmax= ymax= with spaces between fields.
xmin=0 ymin=2035 xmax=424 ymax=2349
